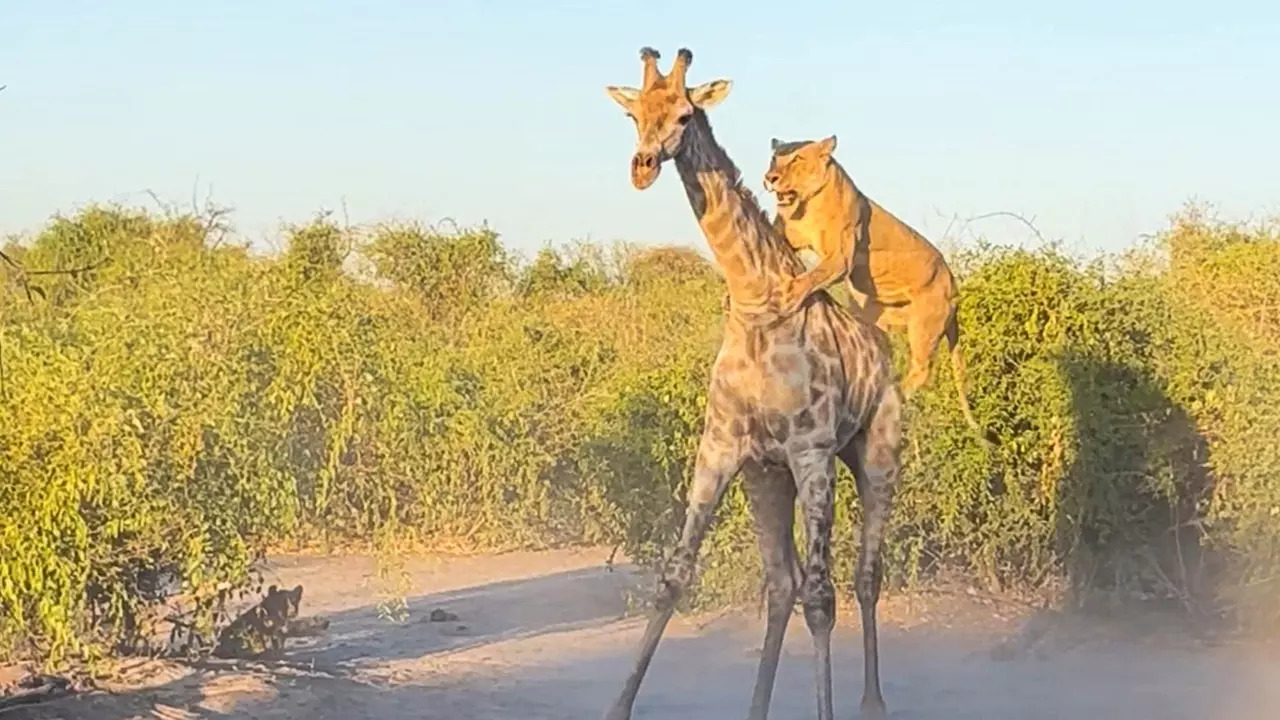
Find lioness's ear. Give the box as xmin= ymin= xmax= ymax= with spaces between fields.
xmin=605 ymin=85 xmax=640 ymax=111
xmin=689 ymin=79 xmax=732 ymax=109
xmin=817 ymin=135 xmax=837 ymax=156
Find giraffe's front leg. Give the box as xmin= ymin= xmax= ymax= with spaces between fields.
xmin=604 ymin=427 xmax=745 ymax=720
xmin=742 ymin=461 xmax=801 ymax=720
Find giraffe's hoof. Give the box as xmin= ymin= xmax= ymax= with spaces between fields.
xmin=603 ymin=700 xmax=633 ymax=720
xmin=860 ymin=695 xmax=888 ymax=719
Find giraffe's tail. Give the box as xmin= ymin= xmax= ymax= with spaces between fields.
xmin=945 ymin=310 xmax=1000 ymax=447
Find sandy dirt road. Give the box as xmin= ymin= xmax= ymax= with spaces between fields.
xmin=6 ymin=547 xmax=1278 ymax=719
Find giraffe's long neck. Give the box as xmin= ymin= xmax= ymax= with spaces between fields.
xmin=674 ymin=112 xmax=805 ymax=310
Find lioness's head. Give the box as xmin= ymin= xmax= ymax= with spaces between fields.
xmin=262 ymin=584 xmax=303 ymax=621
xmin=763 ymin=135 xmax=838 ymax=214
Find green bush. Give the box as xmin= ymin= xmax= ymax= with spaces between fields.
xmin=2 ymin=201 xmax=1279 ymax=665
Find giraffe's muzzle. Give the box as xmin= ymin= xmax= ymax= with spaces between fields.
xmin=630 ymin=150 xmax=661 ymax=190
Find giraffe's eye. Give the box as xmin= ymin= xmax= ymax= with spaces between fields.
xmin=675 ymin=112 xmax=692 ymax=126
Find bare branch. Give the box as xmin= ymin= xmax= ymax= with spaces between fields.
xmin=0 ymin=248 xmax=20 ymax=271
xmin=26 ymin=259 xmax=109 ymax=277
xmin=203 ymin=205 xmax=232 ymax=250
xmin=194 ymin=183 xmax=232 ymax=249
xmin=144 ymin=188 xmax=175 ymax=216
xmin=1 ymin=245 xmax=109 ymax=305
xmin=190 ymin=174 xmax=202 ymax=218
xmin=964 ymin=210 xmax=1049 ymax=245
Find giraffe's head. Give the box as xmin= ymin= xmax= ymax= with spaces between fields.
xmin=605 ymin=47 xmax=733 ymax=190
xmin=763 ymin=136 xmax=838 ymax=215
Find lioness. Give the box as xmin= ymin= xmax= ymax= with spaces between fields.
xmin=763 ymin=135 xmax=994 ymax=444
xmin=213 ymin=584 xmax=303 ymax=659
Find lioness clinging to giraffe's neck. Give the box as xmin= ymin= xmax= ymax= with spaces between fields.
xmin=764 ymin=136 xmax=996 ymax=445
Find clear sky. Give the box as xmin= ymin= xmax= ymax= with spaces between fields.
xmin=2 ymin=0 xmax=1277 ymax=259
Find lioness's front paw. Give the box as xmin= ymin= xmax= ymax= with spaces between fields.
xmin=772 ymin=282 xmax=805 ymax=315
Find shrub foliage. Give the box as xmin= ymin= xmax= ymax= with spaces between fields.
xmin=2 ymin=202 xmax=1278 ymax=663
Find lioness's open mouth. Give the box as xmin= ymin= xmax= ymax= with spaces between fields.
xmin=775 ymin=190 xmax=798 ymax=207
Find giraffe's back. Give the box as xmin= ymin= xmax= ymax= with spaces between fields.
xmin=710 ymin=295 xmax=897 ymax=463
xmin=805 ymin=297 xmax=899 ymax=439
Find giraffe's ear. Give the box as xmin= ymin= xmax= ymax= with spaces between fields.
xmin=605 ymin=85 xmax=640 ymax=110
xmin=689 ymin=79 xmax=732 ymax=109
xmin=816 ymin=135 xmax=837 ymax=156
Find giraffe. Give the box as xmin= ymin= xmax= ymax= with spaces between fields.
xmin=603 ymin=47 xmax=904 ymax=720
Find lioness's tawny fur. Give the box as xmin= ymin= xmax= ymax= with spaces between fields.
xmin=763 ymin=135 xmax=994 ymax=444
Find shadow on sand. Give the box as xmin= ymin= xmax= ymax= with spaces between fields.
xmin=280 ymin=564 xmax=638 ymax=668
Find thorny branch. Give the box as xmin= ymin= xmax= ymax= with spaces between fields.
xmin=1 ymin=248 xmax=108 ymax=297
xmin=143 ymin=185 xmax=234 ymax=250
xmin=0 ymin=248 xmax=110 ymax=400
xmin=930 ymin=207 xmax=1052 ymax=249
xmin=965 ymin=210 xmax=1049 ymax=245
xmin=1 ymin=248 xmax=48 ymax=303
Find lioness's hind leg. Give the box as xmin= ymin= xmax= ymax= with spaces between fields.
xmin=903 ymin=302 xmax=950 ymax=395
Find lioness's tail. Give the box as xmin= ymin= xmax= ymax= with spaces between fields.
xmin=945 ymin=311 xmax=999 ymax=447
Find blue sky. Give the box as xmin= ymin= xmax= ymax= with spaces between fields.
xmin=2 ymin=0 xmax=1277 ymax=259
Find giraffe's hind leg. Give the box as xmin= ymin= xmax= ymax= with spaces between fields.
xmin=789 ymin=447 xmax=840 ymax=720
xmin=742 ymin=460 xmax=801 ymax=720
xmin=604 ymin=427 xmax=745 ymax=720
xmin=837 ymin=391 xmax=904 ymax=719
